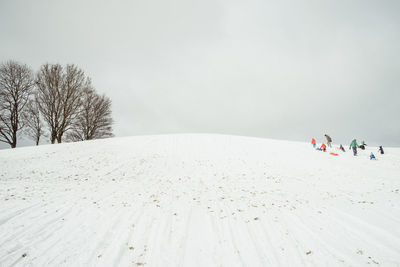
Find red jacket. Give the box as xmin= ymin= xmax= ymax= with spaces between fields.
xmin=311 ymin=138 xmax=316 ymax=144
xmin=321 ymin=143 xmax=326 ymax=149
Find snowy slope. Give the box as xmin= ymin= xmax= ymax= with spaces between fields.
xmin=0 ymin=134 xmax=400 ymax=266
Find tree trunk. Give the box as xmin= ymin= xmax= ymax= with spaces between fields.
xmin=57 ymin=133 xmax=62 ymax=143
xmin=36 ymin=129 xmax=40 ymax=146
xmin=51 ymin=131 xmax=57 ymax=144
xmin=11 ymin=133 xmax=17 ymax=148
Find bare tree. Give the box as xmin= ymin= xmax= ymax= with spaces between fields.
xmin=23 ymin=97 xmax=46 ymax=146
xmin=36 ymin=64 xmax=85 ymax=144
xmin=67 ymin=86 xmax=113 ymax=142
xmin=35 ymin=63 xmax=63 ymax=144
xmin=0 ymin=61 xmax=34 ymax=148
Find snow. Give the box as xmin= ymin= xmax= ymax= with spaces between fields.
xmin=0 ymin=134 xmax=400 ymax=266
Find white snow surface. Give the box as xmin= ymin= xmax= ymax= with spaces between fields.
xmin=1 ymin=134 xmax=400 ymax=266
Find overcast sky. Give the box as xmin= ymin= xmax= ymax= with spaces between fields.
xmin=1 ymin=0 xmax=399 ymax=149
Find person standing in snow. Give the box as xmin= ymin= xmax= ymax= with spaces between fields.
xmin=349 ymin=139 xmax=358 ymax=156
xmin=311 ymin=138 xmax=316 ymax=148
xmin=325 ymin=134 xmax=332 ymax=147
xmin=320 ymin=143 xmax=327 ymax=152
xmin=378 ymin=146 xmax=384 ymax=154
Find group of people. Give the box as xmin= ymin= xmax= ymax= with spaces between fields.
xmin=311 ymin=135 xmax=333 ymax=152
xmin=311 ymin=134 xmax=385 ymax=160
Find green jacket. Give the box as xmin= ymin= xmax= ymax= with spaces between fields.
xmin=349 ymin=140 xmax=358 ymax=148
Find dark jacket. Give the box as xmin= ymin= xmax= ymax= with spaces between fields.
xmin=325 ymin=135 xmax=332 ymax=142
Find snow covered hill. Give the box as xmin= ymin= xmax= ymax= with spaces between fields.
xmin=1 ymin=134 xmax=400 ymax=266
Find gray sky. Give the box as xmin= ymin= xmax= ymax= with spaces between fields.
xmin=1 ymin=0 xmax=399 ymax=149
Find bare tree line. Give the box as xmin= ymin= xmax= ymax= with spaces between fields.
xmin=0 ymin=60 xmax=113 ymax=148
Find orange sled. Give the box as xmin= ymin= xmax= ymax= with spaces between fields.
xmin=330 ymin=152 xmax=339 ymax=156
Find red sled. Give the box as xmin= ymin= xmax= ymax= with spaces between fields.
xmin=330 ymin=152 xmax=339 ymax=156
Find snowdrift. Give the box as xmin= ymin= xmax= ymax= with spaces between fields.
xmin=0 ymin=134 xmax=400 ymax=266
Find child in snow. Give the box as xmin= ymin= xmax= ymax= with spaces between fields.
xmin=378 ymin=146 xmax=384 ymax=154
xmin=359 ymin=141 xmax=367 ymax=150
xmin=349 ymin=139 xmax=358 ymax=156
xmin=339 ymin=144 xmax=345 ymax=152
xmin=321 ymin=143 xmax=327 ymax=152
xmin=311 ymin=138 xmax=316 ymax=148
xmin=370 ymin=153 xmax=376 ymax=160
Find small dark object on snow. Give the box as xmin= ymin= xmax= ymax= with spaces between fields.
xmin=22 ymin=253 xmax=27 ymax=257
xmin=306 ymin=250 xmax=312 ymax=255
xmin=339 ymin=144 xmax=345 ymax=152
xmin=359 ymin=141 xmax=367 ymax=150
